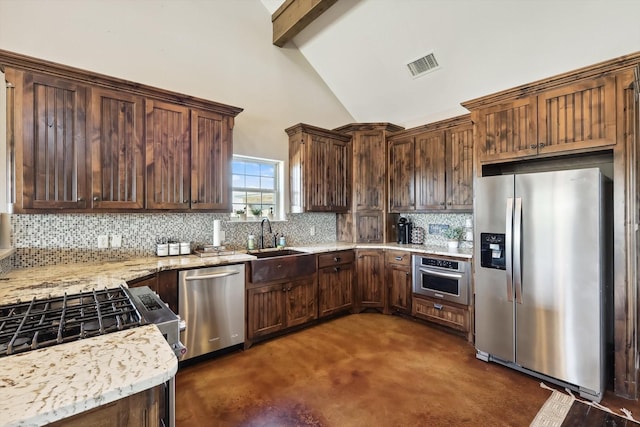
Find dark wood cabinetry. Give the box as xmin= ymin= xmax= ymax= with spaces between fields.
xmin=334 ymin=123 xmax=403 ymax=243
xmin=8 ymin=69 xmax=89 ymax=210
xmin=247 ymin=275 xmax=317 ymax=341
xmin=412 ymin=295 xmax=470 ymax=336
xmin=388 ymin=115 xmax=473 ymax=213
xmin=384 ymin=250 xmax=412 ymax=315
xmin=1 ymin=49 xmax=242 ymax=213
xmin=89 ymin=87 xmax=145 ymax=209
xmin=318 ymin=250 xmax=355 ymax=318
xmin=287 ymin=123 xmax=352 ymax=213
xmin=355 ymin=249 xmax=385 ymax=312
xmin=48 ymin=385 xmax=162 ymax=427
xmin=190 ymin=109 xmax=233 ymax=210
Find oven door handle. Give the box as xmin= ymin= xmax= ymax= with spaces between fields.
xmin=184 ymin=271 xmax=240 ymax=281
xmin=418 ymin=268 xmax=463 ymax=280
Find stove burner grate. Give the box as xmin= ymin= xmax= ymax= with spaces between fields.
xmin=0 ymin=286 xmax=144 ymax=357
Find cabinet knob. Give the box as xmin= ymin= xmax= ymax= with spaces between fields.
xmin=334 ymin=257 xmax=341 ymax=262
xmin=539 ymin=143 xmax=546 ymax=148
xmin=395 ymin=256 xmax=403 ymax=261
xmin=183 ymin=199 xmax=189 ymax=203
xmin=77 ymin=197 xmax=84 ymax=202
xmin=192 ymin=200 xmax=198 ymax=204
xmin=530 ymin=144 xmax=537 ymax=149
xmin=434 ymin=303 xmax=443 ymax=310
xmin=440 ymin=202 xmax=445 ymax=206
xmin=406 ymin=272 xmax=410 ymax=276
xmin=93 ymin=196 xmax=99 ymax=202
xmin=334 ymin=267 xmax=341 ymax=273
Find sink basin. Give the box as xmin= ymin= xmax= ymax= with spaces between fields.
xmin=251 ymin=249 xmax=306 ymax=259
xmin=249 ymin=250 xmax=316 ymax=283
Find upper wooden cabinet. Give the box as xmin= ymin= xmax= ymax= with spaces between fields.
xmin=145 ymin=100 xmax=191 ymax=210
xmin=89 ymin=87 xmax=145 ymax=209
xmin=287 ymin=123 xmax=352 ymax=213
xmin=1 ymin=49 xmax=242 ymax=213
xmin=190 ymin=109 xmax=233 ymax=211
xmin=8 ymin=69 xmax=89 ymax=210
xmin=388 ymin=115 xmax=473 ymax=213
xmin=465 ymin=70 xmax=619 ymax=168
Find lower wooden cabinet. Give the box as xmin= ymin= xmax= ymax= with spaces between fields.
xmin=412 ymin=295 xmax=470 ymax=338
xmin=385 ymin=250 xmax=412 ymax=315
xmin=247 ymin=275 xmax=317 ymax=341
xmin=355 ymin=249 xmax=385 ymax=311
xmin=318 ymin=250 xmax=355 ymax=318
xmin=48 ymin=385 xmax=162 ymax=427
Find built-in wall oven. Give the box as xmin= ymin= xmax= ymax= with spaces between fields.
xmin=412 ymin=255 xmax=471 ymax=305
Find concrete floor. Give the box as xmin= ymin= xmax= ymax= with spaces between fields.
xmin=175 ymin=313 xmax=640 ymax=426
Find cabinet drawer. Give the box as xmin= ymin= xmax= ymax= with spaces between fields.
xmin=412 ymin=296 xmax=469 ymax=332
xmin=385 ymin=250 xmax=411 ymax=266
xmin=318 ymin=250 xmax=355 ymax=268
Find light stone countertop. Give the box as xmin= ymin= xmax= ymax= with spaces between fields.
xmin=0 ymin=325 xmax=178 ymax=427
xmin=0 ymin=243 xmax=469 ymax=426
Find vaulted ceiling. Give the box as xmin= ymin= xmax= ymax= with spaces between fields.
xmin=262 ymin=0 xmax=640 ymax=128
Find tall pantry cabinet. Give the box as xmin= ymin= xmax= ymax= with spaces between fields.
xmin=334 ymin=123 xmax=403 ymax=243
xmin=1 ymin=49 xmax=242 ymax=213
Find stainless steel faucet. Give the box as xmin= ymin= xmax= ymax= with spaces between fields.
xmin=260 ymin=218 xmax=272 ymax=249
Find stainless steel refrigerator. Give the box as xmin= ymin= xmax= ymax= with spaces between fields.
xmin=474 ymin=168 xmax=611 ymax=402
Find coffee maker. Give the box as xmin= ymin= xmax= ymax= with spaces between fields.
xmin=397 ymin=217 xmax=412 ymax=244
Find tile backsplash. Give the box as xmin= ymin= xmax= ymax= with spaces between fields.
xmin=9 ymin=212 xmax=336 ymax=269
xmin=5 ymin=211 xmax=472 ymax=270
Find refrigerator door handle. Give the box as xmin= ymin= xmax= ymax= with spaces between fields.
xmin=513 ymin=197 xmax=523 ymax=304
xmin=505 ymin=197 xmax=514 ymax=303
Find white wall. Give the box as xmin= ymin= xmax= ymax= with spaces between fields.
xmin=0 ymin=70 xmax=6 ymax=212
xmin=0 ymin=0 xmax=354 ymax=210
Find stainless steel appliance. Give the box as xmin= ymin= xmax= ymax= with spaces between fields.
xmin=474 ymin=168 xmax=612 ymax=402
xmin=397 ymin=217 xmax=412 ymax=244
xmin=0 ymin=285 xmax=182 ymax=427
xmin=412 ymin=255 xmax=470 ymax=305
xmin=179 ymin=264 xmax=245 ymax=360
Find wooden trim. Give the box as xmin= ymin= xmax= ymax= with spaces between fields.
xmin=284 ymin=122 xmax=352 ymax=141
xmin=272 ymin=0 xmax=338 ymax=47
xmin=332 ymin=122 xmax=405 ymax=134
xmin=0 ymin=49 xmax=243 ymax=117
xmin=461 ymin=52 xmax=640 ymax=110
xmin=386 ymin=114 xmax=471 ymax=140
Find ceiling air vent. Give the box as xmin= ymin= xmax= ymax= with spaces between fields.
xmin=406 ymin=52 xmax=440 ymax=78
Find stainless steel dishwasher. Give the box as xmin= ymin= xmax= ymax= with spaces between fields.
xmin=178 ymin=264 xmax=245 ymax=360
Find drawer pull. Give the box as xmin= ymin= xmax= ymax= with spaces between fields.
xmin=334 ymin=257 xmax=341 ymax=262
xmin=334 ymin=267 xmax=341 ymax=273
xmin=434 ymin=303 xmax=444 ymax=310
xmin=395 ymin=256 xmax=403 ymax=261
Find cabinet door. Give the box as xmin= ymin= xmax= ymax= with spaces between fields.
xmin=386 ymin=263 xmax=412 ymax=314
xmin=318 ymin=263 xmax=354 ymax=317
xmin=445 ymin=124 xmax=474 ymax=210
xmin=190 ymin=110 xmax=232 ymax=211
xmin=353 ymin=130 xmax=386 ymax=211
xmin=305 ymin=134 xmax=330 ymax=211
xmin=156 ymin=270 xmax=179 ymax=314
xmin=21 ymin=71 xmax=88 ymax=209
xmin=355 ymin=250 xmax=385 ymax=310
xmin=476 ymin=97 xmax=537 ymax=163
xmin=355 ymin=211 xmax=383 ymax=243
xmin=537 ymin=76 xmax=616 ymax=155
xmin=247 ymin=283 xmax=285 ymax=339
xmin=327 ymin=138 xmax=350 ymax=212
xmin=388 ymin=137 xmax=415 ymax=212
xmin=89 ymin=87 xmax=144 ymax=209
xmin=145 ymin=100 xmax=190 ymax=209
xmin=285 ymin=275 xmax=318 ymax=327
xmin=415 ymin=131 xmax=446 ymax=210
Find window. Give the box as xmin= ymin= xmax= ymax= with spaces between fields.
xmin=232 ymin=156 xmax=282 ymax=218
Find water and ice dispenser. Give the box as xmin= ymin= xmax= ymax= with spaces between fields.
xmin=480 ymin=233 xmax=506 ymax=270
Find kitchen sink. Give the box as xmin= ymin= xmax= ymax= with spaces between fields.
xmin=250 ymin=249 xmax=306 ymax=259
xmin=249 ymin=249 xmax=316 ymax=283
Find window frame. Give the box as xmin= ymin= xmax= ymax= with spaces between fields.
xmin=231 ymin=155 xmax=283 ymax=220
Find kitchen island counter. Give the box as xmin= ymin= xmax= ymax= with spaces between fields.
xmin=0 ymin=324 xmax=177 ymax=427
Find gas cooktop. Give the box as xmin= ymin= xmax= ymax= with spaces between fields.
xmin=0 ymin=286 xmax=144 ymax=358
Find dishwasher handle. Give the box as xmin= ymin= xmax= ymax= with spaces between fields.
xmin=184 ymin=270 xmax=241 ymax=281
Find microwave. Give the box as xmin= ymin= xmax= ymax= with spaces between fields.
xmin=412 ymin=255 xmax=471 ymax=305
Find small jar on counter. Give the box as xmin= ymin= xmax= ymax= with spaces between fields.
xmin=278 ymin=235 xmax=286 ymax=248
xmin=169 ymin=242 xmax=180 ymax=256
xmin=247 ymin=234 xmax=255 ymax=250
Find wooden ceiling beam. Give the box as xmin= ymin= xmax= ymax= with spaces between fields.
xmin=272 ymin=0 xmax=338 ymax=47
